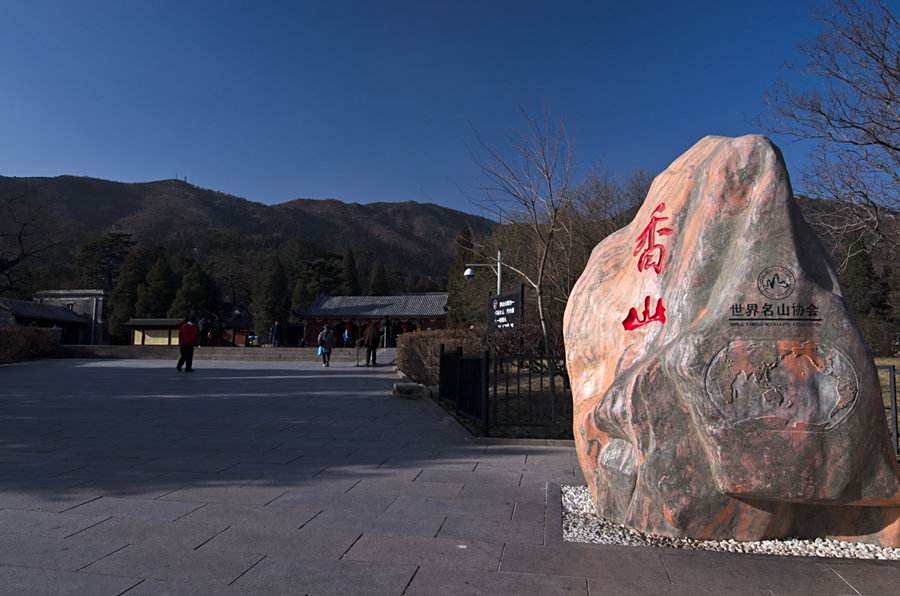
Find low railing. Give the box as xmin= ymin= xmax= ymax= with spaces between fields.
xmin=438 ymin=348 xmax=898 ymax=448
xmin=438 ymin=345 xmax=572 ymax=439
xmin=876 ymin=364 xmax=898 ymax=458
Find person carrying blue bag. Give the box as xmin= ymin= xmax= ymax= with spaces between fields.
xmin=317 ymin=325 xmax=335 ymax=367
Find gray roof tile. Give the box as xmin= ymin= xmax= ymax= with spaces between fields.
xmin=301 ymin=293 xmax=448 ymax=318
xmin=0 ymin=298 xmax=89 ymax=324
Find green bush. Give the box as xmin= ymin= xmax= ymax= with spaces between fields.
xmin=396 ymin=329 xmax=483 ymax=385
xmin=0 ymin=326 xmax=61 ymax=362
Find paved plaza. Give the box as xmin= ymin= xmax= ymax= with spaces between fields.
xmin=0 ymin=358 xmax=898 ymax=595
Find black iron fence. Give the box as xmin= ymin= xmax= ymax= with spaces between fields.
xmin=438 ymin=347 xmax=899 ymax=448
xmin=438 ymin=345 xmax=572 ymax=438
xmin=877 ymin=364 xmax=899 ymax=458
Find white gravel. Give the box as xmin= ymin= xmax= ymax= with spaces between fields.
xmin=562 ymin=485 xmax=900 ymax=560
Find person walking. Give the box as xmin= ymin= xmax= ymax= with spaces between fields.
xmin=317 ymin=324 xmax=335 ymax=367
xmin=270 ymin=320 xmax=282 ymax=347
xmin=363 ymin=322 xmax=379 ymax=367
xmin=177 ymin=316 xmax=199 ymax=372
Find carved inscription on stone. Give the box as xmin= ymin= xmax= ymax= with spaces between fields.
xmin=704 ymin=339 xmax=859 ymax=430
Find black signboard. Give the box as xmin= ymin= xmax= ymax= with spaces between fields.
xmin=491 ymin=290 xmax=522 ymax=331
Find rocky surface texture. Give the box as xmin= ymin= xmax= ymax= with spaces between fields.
xmin=563 ymin=135 xmax=899 ymax=546
xmin=562 ymin=485 xmax=900 ymax=560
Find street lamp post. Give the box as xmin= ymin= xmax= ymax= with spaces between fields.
xmin=463 ymin=249 xmax=503 ymax=295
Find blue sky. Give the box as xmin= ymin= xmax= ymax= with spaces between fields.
xmin=0 ymin=1 xmax=833 ymax=213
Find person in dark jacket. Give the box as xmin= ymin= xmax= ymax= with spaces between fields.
xmin=270 ymin=320 xmax=282 ymax=347
xmin=177 ymin=316 xmax=199 ymax=372
xmin=363 ymin=322 xmax=379 ymax=367
xmin=317 ymin=325 xmax=335 ymax=367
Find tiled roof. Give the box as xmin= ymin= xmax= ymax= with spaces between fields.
xmin=301 ymin=293 xmax=449 ymax=318
xmin=0 ymin=298 xmax=89 ymax=324
xmin=124 ymin=318 xmax=185 ymax=327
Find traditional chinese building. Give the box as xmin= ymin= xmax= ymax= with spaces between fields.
xmin=33 ymin=289 xmax=105 ymax=344
xmin=296 ymin=293 xmax=448 ymax=347
xmin=125 ymin=318 xmax=184 ymax=346
xmin=0 ymin=297 xmax=91 ymax=344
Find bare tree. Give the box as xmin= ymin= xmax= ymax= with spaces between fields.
xmin=0 ymin=193 xmax=62 ymax=294
xmin=470 ymin=109 xmax=575 ymax=358
xmin=760 ymin=0 xmax=898 ymax=267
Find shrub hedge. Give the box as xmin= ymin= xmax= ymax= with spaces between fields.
xmin=0 ymin=326 xmax=61 ymax=362
xmin=396 ymin=329 xmax=483 ymax=386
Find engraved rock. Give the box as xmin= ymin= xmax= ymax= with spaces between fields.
xmin=563 ymin=135 xmax=899 ymax=545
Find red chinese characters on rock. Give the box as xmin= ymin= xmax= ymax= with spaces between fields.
xmin=622 ymin=203 xmax=673 ymax=331
xmin=622 ymin=296 xmax=667 ymax=330
xmin=633 ymin=202 xmax=673 ymax=275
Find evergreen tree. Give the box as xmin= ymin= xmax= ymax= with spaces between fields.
xmin=134 ymin=255 xmax=177 ymax=318
xmin=168 ymin=263 xmax=219 ymax=319
xmin=75 ymin=232 xmax=134 ymax=291
xmin=107 ymin=249 xmax=150 ymax=342
xmin=840 ymin=251 xmax=888 ymax=318
xmin=290 ymin=277 xmax=310 ymax=322
xmin=840 ymin=250 xmax=894 ymax=355
xmin=341 ymin=249 xmax=361 ymax=295
xmin=446 ymin=228 xmax=477 ymax=327
xmin=368 ymin=261 xmax=390 ymax=296
xmin=251 ymin=256 xmax=289 ymax=340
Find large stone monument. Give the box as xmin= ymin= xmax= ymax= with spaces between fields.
xmin=563 ymin=135 xmax=899 ymax=546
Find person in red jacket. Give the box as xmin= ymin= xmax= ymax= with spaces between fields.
xmin=177 ymin=316 xmax=199 ymax=372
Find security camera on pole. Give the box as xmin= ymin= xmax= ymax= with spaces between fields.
xmin=463 ymin=249 xmax=502 ymax=296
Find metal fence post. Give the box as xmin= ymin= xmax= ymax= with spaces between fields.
xmin=438 ymin=343 xmax=444 ymax=400
xmin=889 ymin=365 xmax=898 ymax=458
xmin=455 ymin=346 xmax=463 ymax=414
xmin=481 ymin=350 xmax=490 ymax=437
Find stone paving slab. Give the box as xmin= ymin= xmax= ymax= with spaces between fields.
xmin=0 ymin=565 xmax=142 ymax=596
xmin=159 ymin=484 xmax=290 ymax=506
xmin=176 ymin=502 xmax=321 ymax=531
xmin=66 ymin=496 xmax=204 ymax=521
xmin=202 ymin=524 xmax=362 ymax=559
xmin=658 ymin=550 xmax=858 ymax=594
xmin=500 ymin=542 xmax=671 ymax=584
xmin=438 ymin=514 xmax=545 ymax=545
xmin=73 ymin=516 xmax=229 ymax=549
xmin=347 ymin=477 xmax=464 ymax=499
xmin=236 ymin=557 xmax=418 ymax=595
xmin=81 ymin=543 xmax=264 ymax=584
xmin=111 ymin=578 xmax=249 ymax=596
xmin=1 ymin=359 xmax=898 ymax=595
xmin=405 ymin=566 xmax=589 ymax=595
xmin=0 ymin=508 xmax=109 ymax=538
xmin=0 ymin=532 xmax=127 ymax=571
xmin=300 ymin=507 xmax=446 ymax=538
xmin=383 ymin=494 xmax=516 ymax=521
xmin=344 ymin=534 xmax=505 ymax=571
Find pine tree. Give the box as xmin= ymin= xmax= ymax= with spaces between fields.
xmin=134 ymin=255 xmax=177 ymax=318
xmin=107 ymin=249 xmax=149 ymax=342
xmin=251 ymin=256 xmax=289 ymax=341
xmin=368 ymin=261 xmax=390 ymax=296
xmin=168 ymin=263 xmax=219 ymax=319
xmin=341 ymin=250 xmax=361 ymax=295
xmin=290 ymin=277 xmax=310 ymax=322
xmin=840 ymin=251 xmax=886 ymax=318
xmin=446 ymin=228 xmax=476 ymax=327
xmin=840 ymin=250 xmax=895 ymax=355
xmin=75 ymin=232 xmax=134 ymax=291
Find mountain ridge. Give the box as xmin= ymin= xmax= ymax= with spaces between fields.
xmin=0 ymin=174 xmax=495 ymax=280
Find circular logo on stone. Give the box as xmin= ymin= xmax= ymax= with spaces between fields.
xmin=757 ymin=266 xmax=795 ymax=300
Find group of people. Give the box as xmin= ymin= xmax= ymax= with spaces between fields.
xmin=316 ymin=322 xmax=380 ymax=367
xmin=174 ymin=317 xmax=381 ymax=371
